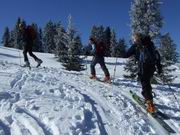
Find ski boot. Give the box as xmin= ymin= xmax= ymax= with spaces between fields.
xmin=36 ymin=59 xmax=43 ymax=68
xmin=22 ymin=61 xmax=30 ymax=67
xmin=89 ymin=75 xmax=97 ymax=80
xmin=146 ymin=99 xmax=156 ymax=113
xmin=103 ymin=75 xmax=111 ymax=83
xmin=22 ymin=61 xmax=31 ymax=69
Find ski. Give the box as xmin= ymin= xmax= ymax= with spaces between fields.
xmin=20 ymin=65 xmax=31 ymax=70
xmin=129 ymin=90 xmax=176 ymax=134
xmin=20 ymin=65 xmax=45 ymax=70
xmin=89 ymin=77 xmax=112 ymax=84
xmin=96 ymin=78 xmax=112 ymax=84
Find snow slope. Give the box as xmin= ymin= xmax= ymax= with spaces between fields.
xmin=0 ymin=46 xmax=180 ymax=135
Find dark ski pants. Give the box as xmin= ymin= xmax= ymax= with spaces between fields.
xmin=90 ymin=56 xmax=110 ymax=77
xmin=139 ymin=70 xmax=154 ymax=101
xmin=23 ymin=45 xmax=39 ymax=62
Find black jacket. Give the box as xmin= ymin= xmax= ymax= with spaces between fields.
xmin=125 ymin=41 xmax=162 ymax=74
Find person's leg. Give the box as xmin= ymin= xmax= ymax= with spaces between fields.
xmin=140 ymin=71 xmax=155 ymax=113
xmin=28 ymin=45 xmax=43 ymax=67
xmin=23 ymin=46 xmax=29 ymax=62
xmin=23 ymin=46 xmax=30 ymax=66
xmin=90 ymin=57 xmax=98 ymax=78
xmin=140 ymin=76 xmax=153 ymax=100
xmin=28 ymin=46 xmax=38 ymax=61
xmin=99 ymin=57 xmax=110 ymax=78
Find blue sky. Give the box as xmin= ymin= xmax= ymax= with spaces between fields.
xmin=0 ymin=0 xmax=179 ymax=51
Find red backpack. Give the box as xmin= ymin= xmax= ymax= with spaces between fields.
xmin=96 ymin=41 xmax=105 ymax=55
xmin=27 ymin=25 xmax=36 ymax=40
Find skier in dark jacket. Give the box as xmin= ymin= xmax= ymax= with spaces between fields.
xmin=19 ymin=23 xmax=43 ymax=67
xmin=89 ymin=37 xmax=110 ymax=82
xmin=125 ymin=33 xmax=162 ymax=113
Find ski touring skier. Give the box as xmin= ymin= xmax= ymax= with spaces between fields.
xmin=89 ymin=37 xmax=111 ymax=82
xmin=125 ymin=33 xmax=162 ymax=113
xmin=19 ymin=23 xmax=43 ymax=68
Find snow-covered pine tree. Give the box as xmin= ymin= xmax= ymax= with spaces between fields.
xmin=90 ymin=25 xmax=97 ymax=39
xmin=123 ymin=57 xmax=139 ymax=79
xmin=82 ymin=44 xmax=92 ymax=56
xmin=104 ymin=27 xmax=111 ymax=57
xmin=54 ymin=21 xmax=68 ymax=62
xmin=90 ymin=25 xmax=105 ymax=41
xmin=43 ymin=20 xmax=56 ymax=53
xmin=31 ymin=23 xmax=43 ymax=52
xmin=123 ymin=40 xmax=138 ymax=80
xmin=124 ymin=0 xmax=163 ymax=80
xmin=9 ymin=31 xmax=14 ymax=48
xmin=38 ymin=28 xmax=44 ymax=52
xmin=159 ymin=33 xmax=178 ymax=83
xmin=115 ymin=38 xmax=127 ymax=57
xmin=73 ymin=35 xmax=83 ymax=55
xmin=160 ymin=33 xmax=179 ymax=63
xmin=130 ymin=0 xmax=163 ymax=38
xmin=63 ymin=15 xmax=84 ymax=71
xmin=12 ymin=17 xmax=23 ymax=49
xmin=110 ymin=29 xmax=117 ymax=57
xmin=2 ymin=27 xmax=11 ymax=47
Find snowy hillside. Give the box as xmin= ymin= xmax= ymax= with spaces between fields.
xmin=0 ymin=46 xmax=180 ymax=135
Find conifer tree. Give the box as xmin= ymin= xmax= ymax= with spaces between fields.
xmin=12 ymin=17 xmax=23 ymax=49
xmin=115 ymin=38 xmax=126 ymax=57
xmin=43 ymin=20 xmax=56 ymax=53
xmin=123 ymin=57 xmax=138 ymax=80
xmin=38 ymin=28 xmax=44 ymax=52
xmin=63 ymin=15 xmax=84 ymax=71
xmin=90 ymin=25 xmax=105 ymax=41
xmin=54 ymin=21 xmax=68 ymax=62
xmin=130 ymin=0 xmax=163 ymax=38
xmin=110 ymin=29 xmax=117 ymax=57
xmin=2 ymin=27 xmax=11 ymax=47
xmin=159 ymin=33 xmax=178 ymax=83
xmin=104 ymin=27 xmax=111 ymax=56
xmin=31 ymin=23 xmax=43 ymax=52
xmin=123 ymin=41 xmax=138 ymax=80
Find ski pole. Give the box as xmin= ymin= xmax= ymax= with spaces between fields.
xmin=84 ymin=55 xmax=88 ymax=76
xmin=18 ymin=49 xmax=22 ymax=66
xmin=167 ymin=83 xmax=180 ymax=108
xmin=112 ymin=57 xmax=118 ymax=83
xmin=160 ymin=76 xmax=180 ymax=108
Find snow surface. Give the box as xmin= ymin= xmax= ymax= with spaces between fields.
xmin=0 ymin=46 xmax=180 ymax=135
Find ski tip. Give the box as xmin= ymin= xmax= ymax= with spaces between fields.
xmin=129 ymin=90 xmax=133 ymax=94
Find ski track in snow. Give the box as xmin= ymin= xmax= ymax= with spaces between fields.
xmin=0 ymin=120 xmax=11 ymax=135
xmin=13 ymin=107 xmax=53 ymax=135
xmin=0 ymin=53 xmax=180 ymax=135
xmin=67 ymin=75 xmax=159 ymax=135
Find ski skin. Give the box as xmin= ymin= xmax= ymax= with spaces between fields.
xmin=20 ymin=65 xmax=43 ymax=70
xmin=129 ymin=90 xmax=176 ymax=134
xmin=90 ymin=77 xmax=112 ymax=84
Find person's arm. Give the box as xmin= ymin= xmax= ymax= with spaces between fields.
xmin=124 ymin=44 xmax=136 ymax=58
xmin=155 ymin=50 xmax=162 ymax=74
xmin=89 ymin=43 xmax=96 ymax=56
